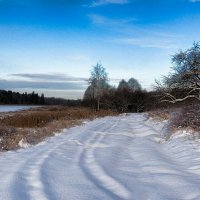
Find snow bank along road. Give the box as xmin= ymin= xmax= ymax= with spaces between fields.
xmin=0 ymin=114 xmax=200 ymax=200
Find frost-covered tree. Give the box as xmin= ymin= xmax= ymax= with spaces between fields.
xmin=156 ymin=42 xmax=200 ymax=103
xmin=87 ymin=63 xmax=109 ymax=111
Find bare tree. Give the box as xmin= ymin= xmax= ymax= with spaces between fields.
xmin=88 ymin=63 xmax=109 ymax=111
xmin=156 ymin=42 xmax=200 ymax=103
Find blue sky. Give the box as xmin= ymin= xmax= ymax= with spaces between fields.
xmin=0 ymin=0 xmax=200 ymax=99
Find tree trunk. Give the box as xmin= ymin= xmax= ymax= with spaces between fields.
xmin=97 ymin=96 xmax=100 ymax=112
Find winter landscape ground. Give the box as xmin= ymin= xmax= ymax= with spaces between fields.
xmin=0 ymin=113 xmax=200 ymax=200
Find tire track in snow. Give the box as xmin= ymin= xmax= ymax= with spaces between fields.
xmin=24 ymin=153 xmax=50 ymax=200
xmin=79 ymin=117 xmax=131 ymax=200
xmin=91 ymin=115 xmax=154 ymax=199
xmin=26 ymin=120 xmax=112 ymax=200
xmin=11 ymin=137 xmax=67 ymax=200
xmin=127 ymin=115 xmax=200 ymax=199
xmin=10 ymin=147 xmax=49 ymax=200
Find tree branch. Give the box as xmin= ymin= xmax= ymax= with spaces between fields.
xmin=160 ymin=95 xmax=200 ymax=104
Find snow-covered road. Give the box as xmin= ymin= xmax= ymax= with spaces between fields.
xmin=1 ymin=114 xmax=200 ymax=200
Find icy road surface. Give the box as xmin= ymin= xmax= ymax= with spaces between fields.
xmin=0 ymin=114 xmax=200 ymax=200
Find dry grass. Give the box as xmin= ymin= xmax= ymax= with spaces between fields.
xmin=148 ymin=104 xmax=200 ymax=137
xmin=0 ymin=106 xmax=116 ymax=151
xmin=148 ymin=108 xmax=171 ymax=121
xmin=1 ymin=106 xmax=114 ymax=128
xmin=172 ymin=104 xmax=200 ymax=132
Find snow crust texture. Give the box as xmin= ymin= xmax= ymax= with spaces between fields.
xmin=0 ymin=113 xmax=200 ymax=200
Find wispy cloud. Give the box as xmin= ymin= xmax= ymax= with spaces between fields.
xmin=11 ymin=73 xmax=87 ymax=83
xmin=189 ymin=0 xmax=200 ymax=2
xmin=88 ymin=14 xmax=180 ymax=50
xmin=0 ymin=0 xmax=85 ymax=7
xmin=90 ymin=0 xmax=129 ymax=7
xmin=113 ymin=37 xmax=177 ymax=49
xmin=0 ymin=79 xmax=86 ymax=90
xmin=0 ymin=73 xmax=122 ymax=99
xmin=0 ymin=73 xmax=88 ymax=92
xmin=88 ymin=14 xmax=136 ymax=26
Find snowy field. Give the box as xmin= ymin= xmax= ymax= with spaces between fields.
xmin=0 ymin=105 xmax=40 ymax=113
xmin=0 ymin=113 xmax=200 ymax=200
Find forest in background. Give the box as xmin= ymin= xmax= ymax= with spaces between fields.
xmin=0 ymin=90 xmax=45 ymax=105
xmin=82 ymin=42 xmax=200 ymax=131
xmin=0 ymin=42 xmax=199 ymax=117
xmin=0 ymin=90 xmax=82 ymax=106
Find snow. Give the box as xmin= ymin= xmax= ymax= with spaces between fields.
xmin=18 ymin=139 xmax=31 ymax=149
xmin=0 ymin=105 xmax=40 ymax=113
xmin=0 ymin=113 xmax=200 ymax=200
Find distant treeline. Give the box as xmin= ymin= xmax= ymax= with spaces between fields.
xmin=83 ymin=56 xmax=200 ymax=113
xmin=0 ymin=90 xmax=45 ymax=105
xmin=44 ymin=97 xmax=82 ymax=106
xmin=83 ymin=87 xmax=199 ymax=113
xmin=83 ymin=88 xmax=159 ymax=112
xmin=0 ymin=90 xmax=82 ymax=106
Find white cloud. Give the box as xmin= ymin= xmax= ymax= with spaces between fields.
xmin=10 ymin=73 xmax=87 ymax=83
xmin=88 ymin=14 xmax=136 ymax=26
xmin=91 ymin=0 xmax=129 ymax=7
xmin=88 ymin=14 xmax=180 ymax=50
xmin=113 ymin=37 xmax=177 ymax=49
xmin=189 ymin=0 xmax=200 ymax=2
xmin=87 ymin=13 xmax=183 ymax=52
xmin=89 ymin=14 xmax=106 ymax=24
xmin=0 ymin=73 xmax=88 ymax=99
